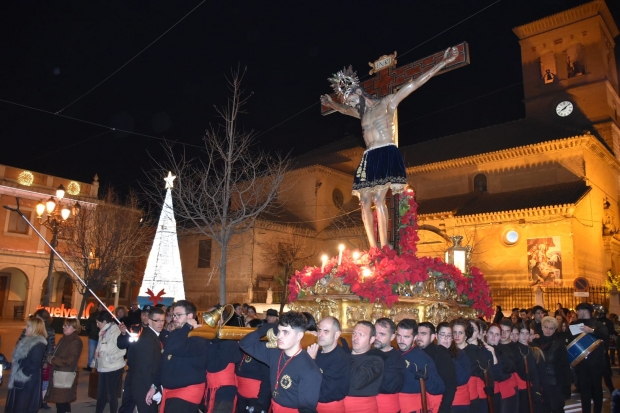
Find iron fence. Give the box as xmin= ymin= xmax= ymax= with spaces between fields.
xmin=490 ymin=285 xmax=609 ymax=312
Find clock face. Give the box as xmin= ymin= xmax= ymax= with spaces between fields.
xmin=556 ymin=101 xmax=574 ymax=117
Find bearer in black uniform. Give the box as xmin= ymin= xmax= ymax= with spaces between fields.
xmin=240 ymin=311 xmax=322 ymax=413
xmin=306 ymin=316 xmax=351 ymax=413
xmin=237 ymin=319 xmax=271 ymax=413
xmin=373 ymin=318 xmax=405 ymax=413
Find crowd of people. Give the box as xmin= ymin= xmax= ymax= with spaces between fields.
xmin=0 ymin=300 xmax=617 ymax=413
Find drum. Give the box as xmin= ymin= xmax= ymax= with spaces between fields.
xmin=566 ymin=332 xmax=602 ymax=367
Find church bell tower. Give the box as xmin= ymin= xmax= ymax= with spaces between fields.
xmin=513 ymin=0 xmax=620 ymax=158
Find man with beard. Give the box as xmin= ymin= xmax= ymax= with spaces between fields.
xmin=372 ymin=318 xmax=405 ymax=413
xmin=240 ymin=311 xmax=321 ymax=413
xmin=145 ymin=300 xmax=207 ymax=413
xmin=344 ymin=321 xmax=384 ymax=413
xmin=416 ymin=322 xmax=457 ymax=413
xmin=570 ymin=303 xmax=609 ymax=413
xmin=306 ymin=317 xmax=351 ymax=413
xmin=396 ymin=319 xmax=444 ymax=413
xmin=321 ymin=47 xmax=458 ymax=249
xmin=124 ymin=307 xmax=165 ymax=413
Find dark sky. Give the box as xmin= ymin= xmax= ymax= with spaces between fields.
xmin=1 ymin=0 xmax=619 ymax=197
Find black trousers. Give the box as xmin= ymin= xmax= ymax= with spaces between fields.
xmin=55 ymin=402 xmax=71 ymax=413
xmin=118 ymin=370 xmax=135 ymax=413
xmin=164 ymin=397 xmax=201 ymax=413
xmin=575 ymin=361 xmax=604 ymax=413
xmin=95 ymin=368 xmax=124 ymax=413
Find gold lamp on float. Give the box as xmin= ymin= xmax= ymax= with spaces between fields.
xmin=445 ymin=235 xmax=467 ymax=273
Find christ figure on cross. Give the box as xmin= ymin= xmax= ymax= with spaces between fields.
xmin=321 ymin=46 xmax=458 ymax=249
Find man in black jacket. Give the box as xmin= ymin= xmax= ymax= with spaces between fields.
xmin=571 ymin=302 xmax=609 ymax=413
xmin=146 ymin=300 xmax=208 ymax=413
xmin=416 ymin=322 xmax=457 ymax=413
xmin=373 ymin=318 xmax=405 ymax=413
xmin=126 ymin=307 xmax=165 ymax=413
xmin=306 ymin=316 xmax=351 ymax=412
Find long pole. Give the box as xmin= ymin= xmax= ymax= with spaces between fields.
xmin=43 ymin=228 xmax=58 ymax=306
xmin=479 ymin=360 xmax=494 ymax=413
xmin=521 ymin=347 xmax=534 ymax=413
xmin=4 ymin=198 xmax=119 ymax=323
xmin=415 ymin=363 xmax=428 ymax=413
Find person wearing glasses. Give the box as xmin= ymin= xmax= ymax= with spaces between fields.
xmin=44 ymin=319 xmax=83 ymax=413
xmin=123 ymin=307 xmax=166 ymax=413
xmin=146 ymin=300 xmax=208 ymax=412
xmin=436 ymin=322 xmax=471 ymax=412
xmin=415 ymin=322 xmax=457 ymax=413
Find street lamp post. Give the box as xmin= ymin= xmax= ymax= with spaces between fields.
xmin=36 ymin=184 xmax=80 ymax=307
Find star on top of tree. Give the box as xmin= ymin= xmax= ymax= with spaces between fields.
xmin=164 ymin=171 xmax=176 ymax=189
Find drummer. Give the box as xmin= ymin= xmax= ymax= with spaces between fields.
xmin=570 ymin=302 xmax=609 ymax=413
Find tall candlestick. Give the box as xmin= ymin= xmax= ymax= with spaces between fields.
xmin=321 ymin=255 xmax=328 ymax=272
xmin=338 ymin=244 xmax=345 ymax=266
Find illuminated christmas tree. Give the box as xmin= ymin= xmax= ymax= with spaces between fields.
xmin=137 ymin=172 xmax=185 ymax=306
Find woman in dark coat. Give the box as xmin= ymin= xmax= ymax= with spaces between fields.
xmin=45 ymin=318 xmax=83 ymax=413
xmin=2 ymin=318 xmax=48 ymax=413
xmin=538 ymin=316 xmax=571 ymax=413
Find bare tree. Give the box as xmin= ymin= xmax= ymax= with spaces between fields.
xmin=63 ymin=189 xmax=151 ymax=315
xmin=158 ymin=68 xmax=289 ymax=305
xmin=259 ymin=227 xmax=317 ymax=313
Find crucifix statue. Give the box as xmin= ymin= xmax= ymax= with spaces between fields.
xmin=321 ymin=46 xmax=460 ymax=249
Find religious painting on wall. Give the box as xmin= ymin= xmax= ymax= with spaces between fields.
xmin=527 ymin=236 xmax=562 ymax=286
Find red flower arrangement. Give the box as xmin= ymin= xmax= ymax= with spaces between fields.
xmin=288 ymin=192 xmax=493 ymax=318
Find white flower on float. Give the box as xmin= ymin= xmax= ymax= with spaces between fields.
xmin=362 ymin=267 xmax=373 ymax=277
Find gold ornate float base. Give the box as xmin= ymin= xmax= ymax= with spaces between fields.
xmin=289 ymin=294 xmax=477 ymax=332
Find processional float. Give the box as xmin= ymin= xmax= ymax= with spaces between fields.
xmin=191 ymin=43 xmax=495 ymax=343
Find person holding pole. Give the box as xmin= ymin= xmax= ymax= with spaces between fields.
xmin=396 ymin=319 xmax=444 ymax=413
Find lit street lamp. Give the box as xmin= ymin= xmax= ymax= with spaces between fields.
xmin=36 ymin=184 xmax=80 ymax=306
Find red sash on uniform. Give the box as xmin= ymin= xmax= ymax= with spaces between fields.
xmin=475 ymin=376 xmax=486 ymax=400
xmin=453 ymin=384 xmax=470 ymax=406
xmin=344 ymin=395 xmax=378 ymax=413
xmin=497 ymin=378 xmax=516 ymax=399
xmin=376 ymin=393 xmax=400 ymax=413
xmin=161 ymin=382 xmax=205 ymax=412
xmin=398 ymin=393 xmax=421 ymax=412
xmin=271 ymin=400 xmax=299 ymax=413
xmin=467 ymin=376 xmax=479 ymax=400
xmin=237 ymin=376 xmax=261 ymax=399
xmin=317 ymin=399 xmax=345 ymax=413
xmin=206 ymin=363 xmax=237 ymax=413
xmin=514 ymin=372 xmax=527 ymax=390
xmin=427 ymin=393 xmax=442 ymax=411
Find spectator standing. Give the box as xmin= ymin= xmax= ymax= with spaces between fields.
xmin=83 ymin=302 xmax=106 ymax=372
xmin=2 ymin=318 xmax=48 ymax=413
xmin=45 ymin=318 xmax=83 ymax=413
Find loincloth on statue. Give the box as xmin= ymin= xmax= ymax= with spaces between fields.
xmin=352 ymin=143 xmax=407 ymax=197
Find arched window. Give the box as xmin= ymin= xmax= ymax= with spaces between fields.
xmin=474 ymin=174 xmax=487 ymax=192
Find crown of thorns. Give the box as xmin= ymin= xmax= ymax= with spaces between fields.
xmin=328 ymin=66 xmax=359 ymax=101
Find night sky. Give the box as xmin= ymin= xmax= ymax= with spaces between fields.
xmin=1 ymin=1 xmax=619 ymax=198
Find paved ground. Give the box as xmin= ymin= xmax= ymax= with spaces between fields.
xmin=0 ymin=319 xmax=618 ymax=412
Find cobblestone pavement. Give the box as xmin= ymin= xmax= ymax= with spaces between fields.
xmin=0 ymin=320 xmax=618 ymax=412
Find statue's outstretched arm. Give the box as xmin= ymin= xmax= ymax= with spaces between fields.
xmin=320 ymin=94 xmax=360 ymax=119
xmin=390 ymin=47 xmax=458 ymax=110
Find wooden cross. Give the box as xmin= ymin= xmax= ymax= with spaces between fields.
xmin=321 ymin=42 xmax=471 ymax=145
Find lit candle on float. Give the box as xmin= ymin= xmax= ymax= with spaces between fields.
xmin=352 ymin=251 xmax=360 ymax=264
xmin=321 ymin=254 xmax=328 ymax=272
xmin=338 ymin=244 xmax=345 ymax=266
xmin=362 ymin=267 xmax=372 ymax=277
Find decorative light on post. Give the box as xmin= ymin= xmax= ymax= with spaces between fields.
xmin=36 ymin=184 xmax=81 ymax=306
xmin=445 ymin=235 xmax=468 ymax=274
